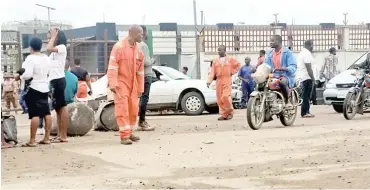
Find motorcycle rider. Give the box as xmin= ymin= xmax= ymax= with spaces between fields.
xmin=260 ymin=35 xmax=297 ymax=109
xmin=355 ymin=53 xmax=370 ymax=114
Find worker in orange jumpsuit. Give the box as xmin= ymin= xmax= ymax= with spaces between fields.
xmin=207 ymin=45 xmax=241 ymax=120
xmin=107 ymin=25 xmax=145 ymax=145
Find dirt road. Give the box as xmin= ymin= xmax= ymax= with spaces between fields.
xmin=2 ymin=105 xmax=370 ymax=189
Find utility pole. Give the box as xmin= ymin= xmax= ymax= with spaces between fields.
xmin=343 ymin=13 xmax=348 ymax=25
xmin=141 ymin=14 xmax=146 ymax=25
xmin=193 ymin=0 xmax=201 ymax=79
xmin=200 ymin=11 xmax=204 ymax=25
xmin=35 ymin=4 xmax=56 ymax=29
xmin=273 ymin=13 xmax=279 ymax=25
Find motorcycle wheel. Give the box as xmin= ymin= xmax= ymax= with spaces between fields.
xmin=343 ymin=92 xmax=358 ymax=120
xmin=246 ymin=96 xmax=265 ymax=130
xmin=280 ymin=92 xmax=298 ymax=126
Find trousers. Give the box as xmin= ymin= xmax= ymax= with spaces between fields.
xmin=139 ymin=76 xmax=152 ymax=121
xmin=279 ymin=77 xmax=290 ymax=104
xmin=301 ymin=79 xmax=314 ymax=116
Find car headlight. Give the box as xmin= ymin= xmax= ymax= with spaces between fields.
xmin=325 ymin=83 xmax=335 ymax=89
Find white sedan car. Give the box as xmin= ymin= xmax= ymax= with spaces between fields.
xmin=87 ymin=66 xmax=242 ymax=115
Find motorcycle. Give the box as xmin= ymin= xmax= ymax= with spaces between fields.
xmin=246 ymin=73 xmax=299 ymax=130
xmin=342 ymin=68 xmax=370 ymax=120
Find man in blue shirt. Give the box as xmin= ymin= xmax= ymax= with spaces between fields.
xmin=238 ymin=57 xmax=255 ymax=108
xmin=263 ymin=35 xmax=297 ymax=109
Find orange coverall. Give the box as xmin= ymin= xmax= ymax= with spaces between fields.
xmin=207 ymin=56 xmax=240 ymax=118
xmin=107 ymin=38 xmax=144 ymax=139
xmin=77 ymin=81 xmax=88 ymax=98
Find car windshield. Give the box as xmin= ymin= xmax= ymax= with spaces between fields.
xmin=157 ymin=66 xmax=190 ymax=80
xmin=348 ymin=51 xmax=370 ymax=69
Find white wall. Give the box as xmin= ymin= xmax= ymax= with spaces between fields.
xmin=180 ymin=31 xmax=196 ymax=54
xmin=118 ymin=31 xmax=178 ymax=55
xmin=179 ymin=50 xmax=369 ymax=80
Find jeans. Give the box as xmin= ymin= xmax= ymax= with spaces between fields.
xmin=279 ymin=77 xmax=290 ymax=104
xmin=139 ymin=76 xmax=152 ymax=121
xmin=301 ymin=79 xmax=314 ymax=116
xmin=19 ymin=90 xmax=28 ymax=113
xmin=240 ymin=85 xmax=254 ymax=108
xmin=311 ymin=82 xmax=317 ymax=105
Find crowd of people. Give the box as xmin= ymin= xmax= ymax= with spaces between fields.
xmin=208 ymin=35 xmax=344 ymax=121
xmin=1 ymin=28 xmax=94 ymax=148
xmin=1 ymin=24 xmax=347 ymax=148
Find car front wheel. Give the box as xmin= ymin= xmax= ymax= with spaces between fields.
xmin=333 ymin=104 xmax=343 ymax=113
xmin=180 ymin=91 xmax=205 ymax=115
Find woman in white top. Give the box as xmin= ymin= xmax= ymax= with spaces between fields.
xmin=16 ymin=37 xmax=52 ymax=147
xmin=47 ymin=28 xmax=69 ymax=143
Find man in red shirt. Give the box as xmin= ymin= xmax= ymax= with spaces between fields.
xmin=257 ymin=50 xmax=265 ymax=67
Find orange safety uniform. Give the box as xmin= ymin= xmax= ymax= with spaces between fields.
xmin=107 ymin=38 xmax=144 ymax=139
xmin=207 ymin=56 xmax=240 ymax=118
xmin=77 ymin=81 xmax=88 ymax=98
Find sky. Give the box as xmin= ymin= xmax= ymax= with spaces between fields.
xmin=1 ymin=0 xmax=369 ymax=28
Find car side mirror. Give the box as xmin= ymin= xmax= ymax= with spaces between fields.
xmin=159 ymin=75 xmax=169 ymax=81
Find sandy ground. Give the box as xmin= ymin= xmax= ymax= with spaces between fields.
xmin=2 ymin=105 xmax=370 ymax=189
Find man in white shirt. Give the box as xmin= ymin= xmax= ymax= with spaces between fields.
xmin=47 ymin=28 xmax=69 ymax=143
xmin=15 ymin=37 xmax=52 ymax=147
xmin=297 ymin=40 xmax=315 ymax=118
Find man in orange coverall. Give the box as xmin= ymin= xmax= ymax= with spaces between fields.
xmin=107 ymin=25 xmax=145 ymax=145
xmin=207 ymin=45 xmax=241 ymax=120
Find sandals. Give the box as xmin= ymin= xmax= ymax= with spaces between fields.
xmin=1 ymin=143 xmax=14 ymax=149
xmin=302 ymin=114 xmax=315 ymax=118
xmin=50 ymin=137 xmax=68 ymax=143
xmin=21 ymin=142 xmax=37 ymax=147
xmin=38 ymin=140 xmax=51 ymax=145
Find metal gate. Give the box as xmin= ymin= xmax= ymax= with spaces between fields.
xmin=1 ymin=30 xmax=22 ymax=74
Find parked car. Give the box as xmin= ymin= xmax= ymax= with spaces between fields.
xmin=84 ymin=66 xmax=242 ymax=115
xmin=323 ymin=51 xmax=369 ymax=113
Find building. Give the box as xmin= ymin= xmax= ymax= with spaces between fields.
xmin=22 ymin=23 xmax=117 ymax=73
xmin=14 ymin=22 xmax=370 ymax=76
xmin=1 ymin=19 xmax=73 ymax=73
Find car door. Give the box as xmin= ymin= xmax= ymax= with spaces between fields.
xmin=148 ymin=69 xmax=174 ymax=104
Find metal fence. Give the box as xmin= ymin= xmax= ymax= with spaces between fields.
xmin=29 ymin=29 xmax=116 ymax=78
xmin=1 ymin=30 xmax=22 ymax=74
xmin=201 ymin=25 xmax=370 ymax=52
xmin=349 ymin=25 xmax=370 ymax=50
xmin=285 ymin=25 xmax=341 ymax=52
xmin=67 ymin=37 xmax=116 ymax=75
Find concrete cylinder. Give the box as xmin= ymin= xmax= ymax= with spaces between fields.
xmin=51 ymin=102 xmax=95 ymax=136
xmin=94 ymin=101 xmax=119 ymax=131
